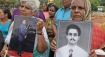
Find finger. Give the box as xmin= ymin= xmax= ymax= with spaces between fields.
xmin=37 ymin=21 xmax=43 ymax=27
xmin=89 ymin=49 xmax=95 ymax=55
xmin=50 ymin=41 xmax=56 ymax=52
xmin=50 ymin=45 xmax=56 ymax=52
xmin=51 ymin=40 xmax=56 ymax=47
xmin=38 ymin=18 xmax=43 ymax=23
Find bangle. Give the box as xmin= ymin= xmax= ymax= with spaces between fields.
xmin=37 ymin=32 xmax=42 ymax=35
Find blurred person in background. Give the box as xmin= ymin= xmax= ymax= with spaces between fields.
xmin=46 ymin=4 xmax=59 ymax=57
xmin=41 ymin=2 xmax=49 ymax=19
xmin=52 ymin=0 xmax=72 ymax=35
xmin=0 ymin=7 xmax=12 ymax=39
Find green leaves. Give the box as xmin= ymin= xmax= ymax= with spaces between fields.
xmin=0 ymin=0 xmax=19 ymax=7
xmin=90 ymin=0 xmax=105 ymax=11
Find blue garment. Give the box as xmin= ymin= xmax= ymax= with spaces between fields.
xmin=18 ymin=24 xmax=27 ymax=41
xmin=0 ymin=20 xmax=11 ymax=37
xmin=55 ymin=7 xmax=71 ymax=26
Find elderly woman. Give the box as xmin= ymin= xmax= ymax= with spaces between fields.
xmin=0 ymin=0 xmax=50 ymax=57
xmin=51 ymin=0 xmax=105 ymax=57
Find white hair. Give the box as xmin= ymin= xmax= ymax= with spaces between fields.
xmin=20 ymin=0 xmax=40 ymax=12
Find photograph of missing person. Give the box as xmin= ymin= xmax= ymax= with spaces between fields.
xmin=56 ymin=21 xmax=93 ymax=57
xmin=9 ymin=15 xmax=38 ymax=56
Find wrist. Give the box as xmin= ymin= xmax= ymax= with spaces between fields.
xmin=37 ymin=31 xmax=43 ymax=35
xmin=37 ymin=30 xmax=42 ymax=33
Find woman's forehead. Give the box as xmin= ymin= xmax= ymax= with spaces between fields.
xmin=21 ymin=2 xmax=32 ymax=8
xmin=71 ymin=0 xmax=85 ymax=6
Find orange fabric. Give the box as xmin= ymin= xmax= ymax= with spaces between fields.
xmin=91 ymin=23 xmax=105 ymax=50
xmin=8 ymin=50 xmax=32 ymax=57
xmin=100 ymin=22 xmax=105 ymax=32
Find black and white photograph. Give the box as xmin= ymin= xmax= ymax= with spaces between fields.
xmin=9 ymin=15 xmax=38 ymax=56
xmin=56 ymin=21 xmax=93 ymax=57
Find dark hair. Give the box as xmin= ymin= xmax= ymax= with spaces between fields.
xmin=49 ymin=4 xmax=59 ymax=12
xmin=47 ymin=3 xmax=59 ymax=12
xmin=42 ymin=2 xmax=47 ymax=6
xmin=0 ymin=7 xmax=12 ymax=19
xmin=47 ymin=3 xmax=54 ymax=11
xmin=66 ymin=24 xmax=81 ymax=36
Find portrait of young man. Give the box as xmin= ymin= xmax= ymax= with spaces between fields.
xmin=56 ymin=21 xmax=93 ymax=57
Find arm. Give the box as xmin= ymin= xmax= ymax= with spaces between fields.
xmin=50 ymin=37 xmax=56 ymax=52
xmin=37 ymin=18 xmax=47 ymax=52
xmin=0 ymin=30 xmax=12 ymax=56
xmin=52 ymin=17 xmax=57 ymax=35
xmin=0 ymin=43 xmax=9 ymax=57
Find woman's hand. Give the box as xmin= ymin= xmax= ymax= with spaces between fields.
xmin=89 ymin=49 xmax=97 ymax=57
xmin=89 ymin=49 xmax=105 ymax=57
xmin=50 ymin=37 xmax=56 ymax=52
xmin=37 ymin=18 xmax=44 ymax=32
xmin=0 ymin=44 xmax=8 ymax=57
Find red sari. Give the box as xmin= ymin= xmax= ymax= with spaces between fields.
xmin=8 ymin=50 xmax=32 ymax=57
xmin=91 ymin=23 xmax=105 ymax=49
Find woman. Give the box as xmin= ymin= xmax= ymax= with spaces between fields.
xmin=51 ymin=0 xmax=105 ymax=57
xmin=46 ymin=4 xmax=59 ymax=43
xmin=0 ymin=7 xmax=12 ymax=39
xmin=46 ymin=4 xmax=58 ymax=57
xmin=42 ymin=2 xmax=49 ymax=19
xmin=0 ymin=0 xmax=50 ymax=57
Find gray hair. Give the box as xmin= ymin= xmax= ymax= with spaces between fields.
xmin=20 ymin=0 xmax=40 ymax=12
xmin=71 ymin=0 xmax=91 ymax=21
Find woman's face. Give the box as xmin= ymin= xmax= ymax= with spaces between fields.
xmin=19 ymin=1 xmax=34 ymax=17
xmin=48 ymin=6 xmax=56 ymax=17
xmin=71 ymin=0 xmax=86 ymax=21
xmin=42 ymin=3 xmax=47 ymax=11
xmin=0 ymin=9 xmax=6 ymax=19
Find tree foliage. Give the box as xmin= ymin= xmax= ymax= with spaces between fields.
xmin=0 ymin=0 xmax=19 ymax=7
xmin=54 ymin=0 xmax=62 ymax=8
xmin=90 ymin=0 xmax=105 ymax=11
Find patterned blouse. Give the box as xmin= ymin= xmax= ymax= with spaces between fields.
xmin=46 ymin=17 xmax=55 ymax=43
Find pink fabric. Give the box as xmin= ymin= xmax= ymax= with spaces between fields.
xmin=43 ymin=12 xmax=49 ymax=19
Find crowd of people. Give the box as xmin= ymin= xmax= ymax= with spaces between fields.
xmin=0 ymin=0 xmax=105 ymax=57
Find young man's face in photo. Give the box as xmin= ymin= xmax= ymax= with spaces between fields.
xmin=22 ymin=20 xmax=26 ymax=24
xmin=66 ymin=29 xmax=80 ymax=44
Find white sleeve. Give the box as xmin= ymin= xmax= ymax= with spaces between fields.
xmin=42 ymin=27 xmax=49 ymax=43
xmin=5 ymin=30 xmax=12 ymax=45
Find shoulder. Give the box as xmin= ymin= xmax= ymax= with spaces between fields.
xmin=56 ymin=7 xmax=64 ymax=12
xmin=55 ymin=8 xmax=63 ymax=16
xmin=76 ymin=46 xmax=88 ymax=54
xmin=57 ymin=45 xmax=68 ymax=52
